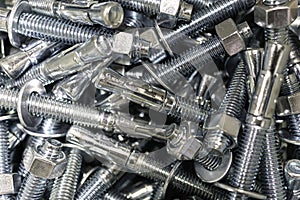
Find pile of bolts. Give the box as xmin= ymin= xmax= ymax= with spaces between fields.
xmin=0 ymin=0 xmax=300 ymax=199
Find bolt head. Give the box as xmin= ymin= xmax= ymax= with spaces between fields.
xmin=24 ymin=145 xmax=67 ymax=179
xmin=215 ymin=18 xmax=246 ymax=56
xmin=254 ymin=0 xmax=298 ymax=28
xmin=0 ymin=173 xmax=21 ymax=195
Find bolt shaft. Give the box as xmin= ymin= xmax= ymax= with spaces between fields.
xmin=50 ymin=149 xmax=82 ymax=200
xmin=0 ymin=121 xmax=14 ymax=200
xmin=164 ymin=0 xmax=255 ymax=46
xmin=16 ymin=12 xmax=114 ymax=44
xmin=261 ymin=126 xmax=287 ymax=199
xmin=142 ymin=36 xmax=225 ymax=84
xmin=75 ymin=166 xmax=120 ymax=200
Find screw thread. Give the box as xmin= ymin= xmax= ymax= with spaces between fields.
xmin=0 ymin=122 xmax=10 ymax=174
xmin=196 ymin=153 xmax=222 ymax=170
xmin=11 ymin=64 xmax=49 ymax=88
xmin=27 ymin=0 xmax=54 ymax=16
xmin=50 ymin=150 xmax=82 ymax=200
xmin=112 ymin=0 xmax=159 ymax=16
xmin=28 ymin=93 xmax=103 ymax=128
xmin=265 ymin=28 xmax=289 ymax=44
xmin=0 ymin=122 xmax=14 ymax=200
xmin=142 ymin=36 xmax=225 ymax=83
xmin=219 ymin=60 xmax=247 ymax=118
xmin=227 ymin=123 xmax=265 ymax=199
xmin=185 ymin=0 xmax=215 ymax=9
xmin=0 ymin=86 xmax=112 ymax=129
xmin=164 ymin=0 xmax=255 ymax=45
xmin=151 ymin=182 xmax=164 ymax=200
xmin=103 ymin=190 xmax=127 ymax=200
xmin=204 ymin=130 xmax=233 ymax=154
xmin=261 ymin=127 xmax=287 ymax=200
xmin=136 ymin=155 xmax=225 ymax=199
xmin=168 ymin=95 xmax=208 ymax=122
xmin=17 ymin=175 xmax=48 ymax=200
xmin=75 ymin=167 xmax=118 ymax=200
xmin=17 ymin=12 xmax=114 ymax=44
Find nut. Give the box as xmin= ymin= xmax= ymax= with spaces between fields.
xmin=0 ymin=173 xmax=21 ymax=195
xmin=204 ymin=112 xmax=241 ymax=142
xmin=157 ymin=0 xmax=181 ymax=28
xmin=215 ymin=18 xmax=246 ymax=56
xmin=285 ymin=159 xmax=300 ymax=191
xmin=254 ymin=0 xmax=297 ymax=29
xmin=24 ymin=146 xmax=67 ymax=179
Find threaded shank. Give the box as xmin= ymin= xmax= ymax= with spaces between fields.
xmin=27 ymin=93 xmax=104 ymax=128
xmin=50 ymin=150 xmax=82 ymax=200
xmin=227 ymin=123 xmax=265 ymax=199
xmin=17 ymin=175 xmax=48 ymax=200
xmin=112 ymin=0 xmax=159 ymax=16
xmin=261 ymin=128 xmax=287 ymax=199
xmin=165 ymin=0 xmax=255 ymax=45
xmin=265 ymin=28 xmax=289 ymax=44
xmin=28 ymin=0 xmax=55 ymax=16
xmin=136 ymin=155 xmax=225 ymax=199
xmin=168 ymin=95 xmax=208 ymax=122
xmin=12 ymin=64 xmax=49 ymax=88
xmin=196 ymin=153 xmax=222 ymax=170
xmin=142 ymin=36 xmax=224 ymax=84
xmin=0 ymin=122 xmax=10 ymax=174
xmin=103 ymin=190 xmax=127 ymax=200
xmin=219 ymin=60 xmax=247 ymax=118
xmin=75 ymin=168 xmax=117 ymax=200
xmin=17 ymin=12 xmax=114 ymax=44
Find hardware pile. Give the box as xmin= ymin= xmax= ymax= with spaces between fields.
xmin=0 ymin=0 xmax=299 ymax=199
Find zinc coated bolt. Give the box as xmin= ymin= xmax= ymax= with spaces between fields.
xmin=17 ymin=139 xmax=66 ymax=200
xmin=226 ymin=39 xmax=290 ymax=199
xmin=49 ymin=148 xmax=83 ymax=200
xmin=0 ymin=0 xmax=114 ymax=47
xmin=140 ymin=18 xmax=252 ymax=88
xmin=66 ymin=125 xmax=227 ymax=199
xmin=75 ymin=165 xmax=122 ymax=200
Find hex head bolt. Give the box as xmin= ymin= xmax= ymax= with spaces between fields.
xmin=195 ymin=59 xmax=247 ymax=183
xmin=66 ymin=125 xmax=226 ymax=199
xmin=16 ymin=139 xmax=66 ymax=200
xmin=0 ymin=115 xmax=21 ymax=199
xmin=0 ymin=0 xmax=114 ymax=47
xmin=254 ymin=0 xmax=298 ymax=43
xmin=50 ymin=145 xmax=93 ymax=200
xmin=163 ymin=0 xmax=256 ymax=46
xmin=226 ymin=43 xmax=290 ymax=199
xmin=27 ymin=0 xmax=124 ymax=29
xmin=141 ymin=19 xmax=252 ymax=88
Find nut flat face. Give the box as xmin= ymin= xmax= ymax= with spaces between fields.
xmin=254 ymin=0 xmax=298 ymax=28
xmin=0 ymin=173 xmax=20 ymax=195
xmin=215 ymin=18 xmax=245 ymax=56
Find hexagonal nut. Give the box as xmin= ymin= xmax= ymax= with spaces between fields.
xmin=24 ymin=147 xmax=67 ymax=179
xmin=204 ymin=113 xmax=241 ymax=142
xmin=215 ymin=18 xmax=245 ymax=56
xmin=254 ymin=0 xmax=297 ymax=29
xmin=0 ymin=173 xmax=21 ymax=195
xmin=179 ymin=136 xmax=203 ymax=160
xmin=112 ymin=32 xmax=134 ymax=56
xmin=285 ymin=159 xmax=300 ymax=191
xmin=157 ymin=0 xmax=181 ymax=28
